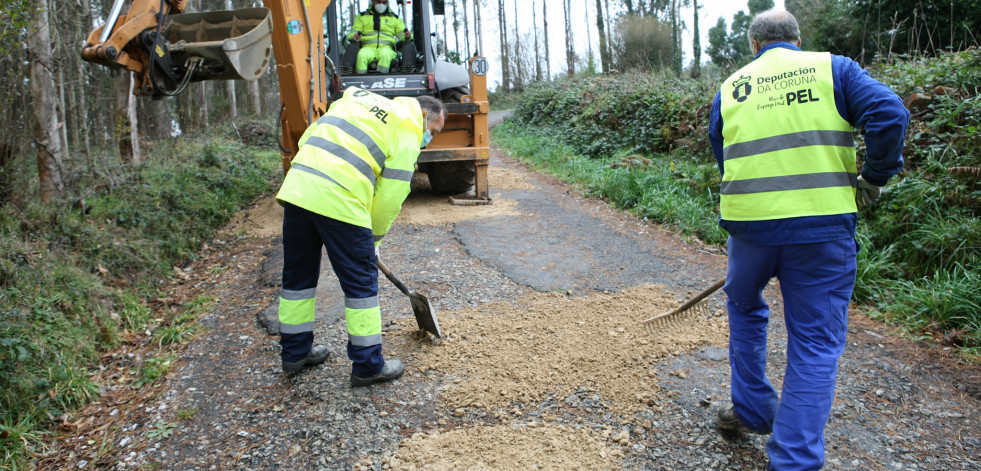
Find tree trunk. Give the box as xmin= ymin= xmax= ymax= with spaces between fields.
xmin=76 ymin=61 xmax=93 ymax=166
xmin=671 ymin=0 xmax=681 ymax=76
xmin=584 ymin=0 xmax=593 ymax=71
xmin=596 ymin=0 xmax=609 ymax=73
xmin=65 ymin=69 xmax=80 ymax=153
xmin=462 ymin=0 xmax=470 ymax=57
xmin=532 ymin=0 xmax=542 ymax=82
xmin=452 ymin=0 xmax=460 ymax=56
xmin=58 ymin=68 xmax=70 ymax=157
xmin=225 ymin=0 xmax=238 ymax=118
xmin=116 ymin=73 xmax=141 ymax=164
xmin=542 ymin=0 xmax=550 ymax=79
xmin=563 ymin=0 xmax=575 ymax=75
xmin=138 ymin=96 xmax=174 ymax=141
xmin=625 ymin=0 xmax=634 ymax=16
xmin=498 ymin=0 xmax=510 ymax=90
xmin=249 ymin=80 xmax=262 ymax=115
xmin=691 ymin=0 xmax=701 ymax=79
xmin=28 ymin=0 xmax=66 ymax=202
xmin=473 ymin=0 xmax=483 ymax=54
xmin=603 ymin=0 xmax=613 ymax=66
xmin=512 ymin=0 xmax=522 ymax=90
xmin=442 ymin=8 xmax=449 ymax=55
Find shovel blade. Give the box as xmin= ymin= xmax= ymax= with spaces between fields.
xmin=407 ymin=291 xmax=442 ymax=338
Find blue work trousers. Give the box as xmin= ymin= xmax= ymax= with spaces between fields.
xmin=279 ymin=202 xmax=384 ymax=377
xmin=724 ymin=236 xmax=857 ymax=470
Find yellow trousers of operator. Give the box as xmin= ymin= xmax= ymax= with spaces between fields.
xmin=356 ymin=44 xmax=398 ymax=74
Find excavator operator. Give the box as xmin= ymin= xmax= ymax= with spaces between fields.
xmin=348 ymin=0 xmax=412 ymax=75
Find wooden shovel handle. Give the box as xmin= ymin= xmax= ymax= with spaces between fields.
xmin=376 ymin=259 xmax=410 ymax=296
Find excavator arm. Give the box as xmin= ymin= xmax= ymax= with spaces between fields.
xmin=82 ymin=0 xmax=334 ymax=166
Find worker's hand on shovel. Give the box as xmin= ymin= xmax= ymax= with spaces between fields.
xmin=374 ymin=245 xmax=380 ymax=260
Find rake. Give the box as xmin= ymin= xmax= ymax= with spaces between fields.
xmin=643 ymin=279 xmax=726 ymax=335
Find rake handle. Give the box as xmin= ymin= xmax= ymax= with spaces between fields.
xmin=671 ymin=278 xmax=726 ymax=315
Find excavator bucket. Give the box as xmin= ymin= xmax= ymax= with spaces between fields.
xmin=163 ymin=7 xmax=273 ymax=82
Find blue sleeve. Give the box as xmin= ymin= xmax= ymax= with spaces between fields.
xmin=831 ymin=55 xmax=909 ymax=186
xmin=709 ymin=90 xmax=725 ymax=177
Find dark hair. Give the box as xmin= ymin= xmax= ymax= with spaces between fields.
xmin=748 ymin=10 xmax=800 ymax=47
xmin=416 ymin=95 xmax=447 ymax=125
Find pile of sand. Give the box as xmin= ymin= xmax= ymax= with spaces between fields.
xmin=225 ymin=196 xmax=283 ymax=238
xmin=387 ymin=424 xmax=620 ymax=470
xmin=396 ymin=285 xmax=728 ymax=417
xmin=488 ymin=166 xmax=538 ymax=191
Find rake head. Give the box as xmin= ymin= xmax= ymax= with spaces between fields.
xmin=643 ymin=299 xmax=712 ymax=335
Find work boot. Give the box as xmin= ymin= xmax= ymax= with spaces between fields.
xmin=350 ymin=359 xmax=404 ymax=387
xmin=716 ymin=404 xmax=769 ymax=435
xmin=282 ymin=345 xmax=330 ymax=373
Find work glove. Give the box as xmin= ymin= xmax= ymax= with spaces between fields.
xmin=352 ymin=31 xmax=362 ymax=42
xmin=374 ymin=245 xmax=380 ymax=260
xmin=855 ymin=175 xmax=881 ymax=208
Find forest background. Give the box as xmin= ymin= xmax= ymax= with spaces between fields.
xmin=1 ymin=0 xmax=979 ymax=467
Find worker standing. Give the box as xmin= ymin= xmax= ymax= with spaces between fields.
xmin=275 ymin=87 xmax=445 ymax=386
xmin=708 ymin=9 xmax=908 ymax=470
xmin=348 ymin=0 xmax=411 ymax=75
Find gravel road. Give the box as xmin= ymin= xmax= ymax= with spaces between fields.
xmin=45 ymin=119 xmax=981 ymax=470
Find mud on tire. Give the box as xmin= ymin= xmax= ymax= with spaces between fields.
xmin=421 ymin=161 xmax=476 ymax=195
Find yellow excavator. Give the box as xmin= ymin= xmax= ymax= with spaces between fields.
xmin=81 ymin=0 xmax=490 ymax=199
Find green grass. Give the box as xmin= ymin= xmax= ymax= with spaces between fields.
xmin=0 ymin=415 xmax=47 ymax=469
xmin=176 ymin=407 xmax=199 ymax=421
xmin=871 ymin=263 xmax=981 ymax=354
xmin=0 ymin=132 xmax=279 ymax=468
xmin=136 ymin=353 xmax=177 ymax=387
xmin=153 ymin=296 xmax=214 ymax=347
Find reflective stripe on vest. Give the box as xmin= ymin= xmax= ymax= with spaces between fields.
xmin=316 ymin=115 xmax=386 ymax=169
xmin=305 ymin=136 xmax=377 ymax=186
xmin=362 ymin=30 xmax=398 ymax=48
xmin=284 ymin=88 xmax=414 ymax=219
xmin=719 ymin=48 xmax=857 ymax=221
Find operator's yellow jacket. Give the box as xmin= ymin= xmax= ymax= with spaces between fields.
xmin=276 ymin=87 xmax=424 ymax=245
xmin=347 ymin=9 xmax=408 ymax=50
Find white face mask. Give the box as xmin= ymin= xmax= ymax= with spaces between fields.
xmin=374 ymin=3 xmax=387 ymax=13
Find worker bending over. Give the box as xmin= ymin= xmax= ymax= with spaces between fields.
xmin=708 ymin=9 xmax=908 ymax=470
xmin=275 ymin=87 xmax=445 ymax=386
xmin=348 ymin=0 xmax=411 ymax=74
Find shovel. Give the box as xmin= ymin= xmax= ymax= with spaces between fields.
xmin=377 ymin=259 xmax=443 ymax=338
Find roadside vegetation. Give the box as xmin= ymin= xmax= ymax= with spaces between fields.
xmin=0 ymin=122 xmax=279 ymax=466
xmin=492 ymin=48 xmax=981 ymax=359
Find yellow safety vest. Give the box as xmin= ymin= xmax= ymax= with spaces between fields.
xmin=719 ymin=48 xmax=857 ymax=221
xmin=276 ymin=87 xmax=423 ymax=242
xmin=349 ymin=11 xmax=406 ymax=49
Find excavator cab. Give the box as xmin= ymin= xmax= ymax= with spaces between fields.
xmin=325 ymin=0 xmax=436 ymax=97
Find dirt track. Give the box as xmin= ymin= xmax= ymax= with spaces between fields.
xmin=44 ymin=131 xmax=981 ymax=469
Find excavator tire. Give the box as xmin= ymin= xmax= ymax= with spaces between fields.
xmin=420 ymin=87 xmax=477 ymax=195
xmin=422 ymin=161 xmax=476 ymax=195
xmin=440 ymin=86 xmax=470 ymax=103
